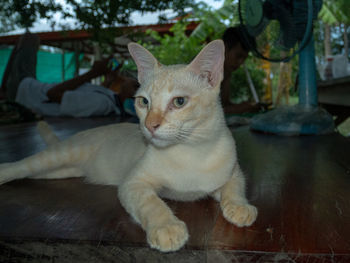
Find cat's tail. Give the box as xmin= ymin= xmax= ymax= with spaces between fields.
xmin=37 ymin=121 xmax=60 ymax=145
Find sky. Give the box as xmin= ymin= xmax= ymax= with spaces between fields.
xmin=5 ymin=0 xmax=224 ymax=35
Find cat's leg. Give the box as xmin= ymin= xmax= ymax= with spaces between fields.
xmin=0 ymin=145 xmax=89 ymax=185
xmin=214 ymin=163 xmax=257 ymax=227
xmin=118 ymin=176 xmax=189 ymax=252
xmin=32 ymin=167 xmax=83 ymax=180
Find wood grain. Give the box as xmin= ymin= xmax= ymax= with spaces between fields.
xmin=0 ymin=117 xmax=349 ymax=261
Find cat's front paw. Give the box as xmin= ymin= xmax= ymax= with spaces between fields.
xmin=147 ymin=220 xmax=189 ymax=252
xmin=221 ymin=201 xmax=257 ymax=227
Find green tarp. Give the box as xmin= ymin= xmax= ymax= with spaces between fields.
xmin=0 ymin=48 xmax=11 ymax=84
xmin=0 ymin=48 xmax=82 ymax=85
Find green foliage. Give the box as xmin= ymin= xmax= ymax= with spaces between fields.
xmin=137 ymin=0 xmax=266 ymax=103
xmin=0 ymin=0 xmax=195 ymax=34
xmin=317 ymin=0 xmax=350 ymax=61
xmin=142 ymin=21 xmax=204 ymax=65
xmin=140 ymin=0 xmax=239 ymax=65
xmin=0 ymin=0 xmax=62 ymax=32
xmin=140 ymin=0 xmax=240 ymax=65
xmin=121 ymin=59 xmax=137 ymax=73
xmin=65 ymin=0 xmax=194 ymax=29
xmin=319 ymin=0 xmax=350 ymax=25
xmin=314 ymin=20 xmax=350 ymax=63
xmin=191 ymin=0 xmax=237 ymax=41
xmin=229 ymin=56 xmax=266 ymax=103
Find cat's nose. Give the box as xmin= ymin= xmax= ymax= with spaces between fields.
xmin=145 ymin=111 xmax=163 ymax=134
xmin=146 ymin=122 xmax=160 ymax=134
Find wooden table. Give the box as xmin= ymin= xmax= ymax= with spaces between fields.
xmin=0 ymin=117 xmax=350 ymax=262
xmin=318 ymin=76 xmax=350 ymax=125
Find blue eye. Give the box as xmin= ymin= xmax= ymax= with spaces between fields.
xmin=137 ymin=97 xmax=149 ymax=108
xmin=173 ymin=97 xmax=188 ymax=108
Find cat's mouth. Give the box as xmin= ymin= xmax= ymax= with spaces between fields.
xmin=145 ymin=132 xmax=176 ymax=148
xmin=141 ymin=126 xmax=178 ymax=147
xmin=143 ymin=129 xmax=163 ymax=141
xmin=149 ymin=136 xmax=173 ymax=148
xmin=150 ymin=133 xmax=168 ymax=142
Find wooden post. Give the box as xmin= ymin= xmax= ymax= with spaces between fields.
xmin=324 ymin=24 xmax=332 ymax=58
xmin=61 ymin=49 xmax=65 ymax=81
xmin=74 ymin=42 xmax=80 ymax=77
xmin=344 ymin=24 xmax=349 ymax=60
xmin=92 ymin=43 xmax=102 ymax=85
xmin=261 ymin=44 xmax=272 ymax=105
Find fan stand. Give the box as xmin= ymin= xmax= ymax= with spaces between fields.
xmin=250 ymin=35 xmax=335 ymax=136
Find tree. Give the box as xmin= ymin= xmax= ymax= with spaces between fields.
xmin=0 ymin=0 xmax=195 ymax=34
xmin=318 ymin=0 xmax=350 ymax=59
xmin=140 ymin=0 xmax=266 ymax=103
xmin=0 ymin=0 xmax=63 ymax=33
xmin=65 ymin=0 xmax=194 ymax=29
xmin=324 ymin=24 xmax=331 ymax=58
xmin=319 ymin=0 xmax=350 ymax=25
xmin=142 ymin=21 xmax=204 ymax=65
xmin=190 ymin=0 xmax=237 ymax=42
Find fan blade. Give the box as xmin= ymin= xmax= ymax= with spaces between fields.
xmin=264 ymin=0 xmax=298 ymax=49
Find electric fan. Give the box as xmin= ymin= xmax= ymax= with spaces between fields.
xmin=238 ymin=0 xmax=334 ymax=135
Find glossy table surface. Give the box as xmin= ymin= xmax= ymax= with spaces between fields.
xmin=0 ymin=117 xmax=349 ymax=262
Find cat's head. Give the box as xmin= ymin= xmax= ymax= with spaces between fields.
xmin=128 ymin=40 xmax=225 ymax=148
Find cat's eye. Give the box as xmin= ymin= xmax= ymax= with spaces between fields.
xmin=136 ymin=97 xmax=149 ymax=108
xmin=172 ymin=97 xmax=188 ymax=108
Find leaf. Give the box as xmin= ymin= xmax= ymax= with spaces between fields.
xmin=319 ymin=1 xmax=350 ymax=24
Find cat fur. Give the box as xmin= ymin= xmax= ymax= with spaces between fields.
xmin=0 ymin=40 xmax=257 ymax=252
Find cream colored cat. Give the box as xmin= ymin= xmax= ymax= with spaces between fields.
xmin=0 ymin=40 xmax=257 ymax=252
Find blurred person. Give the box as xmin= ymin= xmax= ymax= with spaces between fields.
xmin=1 ymin=32 xmax=139 ymax=118
xmin=221 ymin=27 xmax=261 ymax=114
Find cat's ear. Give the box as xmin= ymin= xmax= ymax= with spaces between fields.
xmin=187 ymin=40 xmax=225 ymax=88
xmin=128 ymin=42 xmax=161 ymax=84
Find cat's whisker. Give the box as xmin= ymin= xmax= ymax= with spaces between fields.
xmin=182 ymin=127 xmax=228 ymax=143
xmin=175 ymin=130 xmax=192 ymax=141
xmin=176 ymin=130 xmax=209 ymax=143
xmin=182 ymin=122 xmax=226 ymax=132
xmin=181 ymin=128 xmax=213 ymax=137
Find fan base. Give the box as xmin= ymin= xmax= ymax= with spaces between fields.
xmin=250 ymin=105 xmax=335 ymax=136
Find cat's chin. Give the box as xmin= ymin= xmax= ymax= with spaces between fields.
xmin=149 ymin=137 xmax=175 ymax=148
xmin=140 ymin=128 xmax=176 ymax=148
